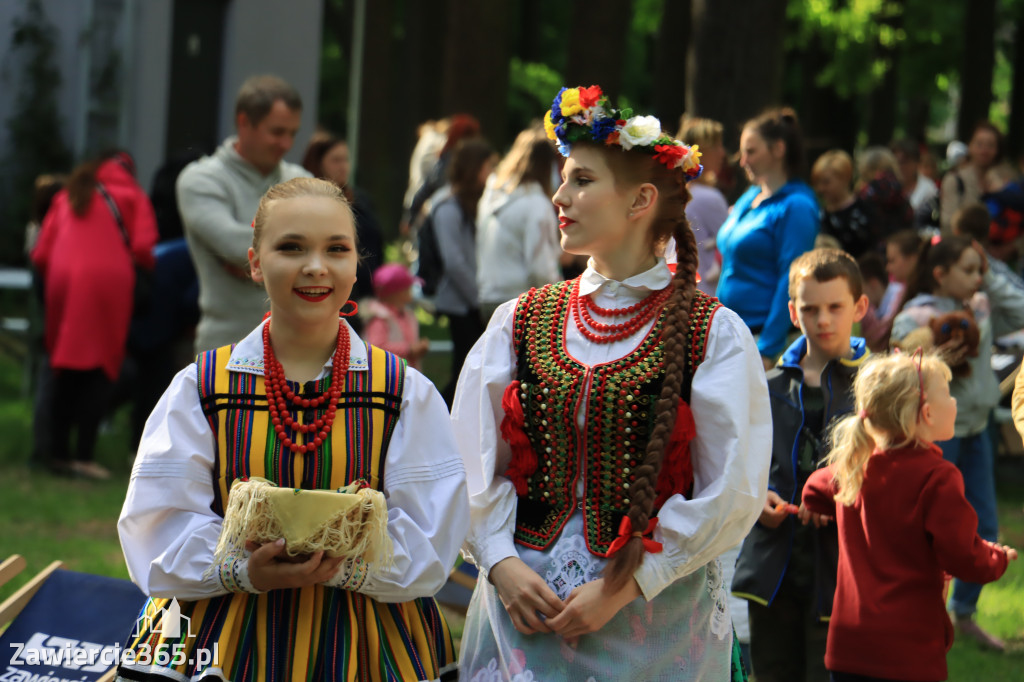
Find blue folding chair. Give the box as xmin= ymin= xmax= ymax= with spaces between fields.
xmin=435 ymin=560 xmax=479 ymax=614
xmin=0 ymin=555 xmax=147 ymax=682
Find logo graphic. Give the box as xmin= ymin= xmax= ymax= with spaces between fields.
xmin=133 ymin=598 xmax=194 ymax=639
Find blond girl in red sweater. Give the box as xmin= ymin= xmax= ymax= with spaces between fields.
xmin=802 ymin=352 xmax=1016 ymax=682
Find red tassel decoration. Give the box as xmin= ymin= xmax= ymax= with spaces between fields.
xmin=655 ymin=399 xmax=696 ymax=507
xmin=500 ymin=380 xmax=537 ymax=496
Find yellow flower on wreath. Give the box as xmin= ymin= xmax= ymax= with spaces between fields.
xmin=559 ymin=88 xmax=583 ymax=117
xmin=544 ymin=111 xmax=558 ymax=141
xmin=681 ymin=144 xmax=702 ymax=173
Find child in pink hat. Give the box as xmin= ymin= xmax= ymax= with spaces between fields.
xmin=364 ymin=263 xmax=430 ymax=369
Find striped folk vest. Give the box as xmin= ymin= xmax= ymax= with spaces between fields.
xmin=119 ymin=343 xmax=456 ymax=682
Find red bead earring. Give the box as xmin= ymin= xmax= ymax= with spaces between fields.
xmin=339 ymin=300 xmax=360 ymax=317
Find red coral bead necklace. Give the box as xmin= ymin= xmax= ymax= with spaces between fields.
xmin=569 ymin=277 xmax=671 ymax=344
xmin=262 ymin=318 xmax=349 ymax=454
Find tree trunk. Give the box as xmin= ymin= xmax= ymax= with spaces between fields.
xmin=1008 ymin=15 xmax=1024 ymax=161
xmin=441 ymin=0 xmax=512 ymax=143
xmin=904 ymin=95 xmax=931 ymax=146
xmin=688 ymin=0 xmax=787 ymax=151
xmin=653 ymin=0 xmax=690 ymax=129
xmin=790 ymin=35 xmax=859 ymax=168
xmin=564 ymin=0 xmax=633 ymax=99
xmin=319 ymin=0 xmax=352 ymax=134
xmin=958 ymin=0 xmax=996 ymax=141
xmin=518 ymin=0 xmax=545 ymax=63
xmin=866 ymin=0 xmax=904 ymax=145
xmin=353 ymin=0 xmax=400 ymax=236
xmin=403 ymin=0 xmax=447 ymax=126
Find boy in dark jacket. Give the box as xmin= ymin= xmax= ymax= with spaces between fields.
xmin=732 ymin=249 xmax=870 ymax=682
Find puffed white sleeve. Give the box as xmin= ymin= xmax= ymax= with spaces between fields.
xmin=450 ymin=300 xmax=520 ymax=576
xmin=118 ymin=365 xmax=260 ymax=599
xmin=634 ymin=307 xmax=771 ymax=600
xmin=351 ymin=366 xmax=470 ymax=602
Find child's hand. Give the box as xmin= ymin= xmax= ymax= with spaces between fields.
xmin=995 ymin=543 xmax=1018 ymax=561
xmin=797 ymin=503 xmax=831 ymax=528
xmin=412 ymin=337 xmax=430 ymax=358
xmin=222 ymin=260 xmax=252 ymax=281
xmin=936 ymin=336 xmax=968 ymax=367
xmin=970 ymin=240 xmax=990 ymax=275
xmin=245 ymin=538 xmax=345 ymax=591
xmin=758 ymin=490 xmax=791 ymax=529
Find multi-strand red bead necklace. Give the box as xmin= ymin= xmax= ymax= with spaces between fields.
xmin=262 ymin=319 xmax=349 ymax=454
xmin=569 ymin=277 xmax=672 ymax=344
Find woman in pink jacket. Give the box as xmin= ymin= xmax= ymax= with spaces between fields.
xmin=32 ymin=151 xmax=157 ymax=478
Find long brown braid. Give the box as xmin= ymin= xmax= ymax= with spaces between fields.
xmin=587 ymin=144 xmax=699 ymax=593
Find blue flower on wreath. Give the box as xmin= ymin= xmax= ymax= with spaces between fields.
xmin=551 ymin=87 xmax=567 ymax=120
xmin=589 ymin=116 xmax=618 ymax=144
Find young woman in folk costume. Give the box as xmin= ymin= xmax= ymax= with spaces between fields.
xmin=452 ymin=86 xmax=772 ymax=681
xmin=116 ymin=177 xmax=468 ymax=682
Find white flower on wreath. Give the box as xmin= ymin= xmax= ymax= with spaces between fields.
xmin=618 ymin=115 xmax=662 ymax=150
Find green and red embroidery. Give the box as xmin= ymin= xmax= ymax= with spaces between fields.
xmin=502 ymin=278 xmax=720 ymax=556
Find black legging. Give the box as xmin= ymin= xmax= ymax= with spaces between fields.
xmin=441 ymin=309 xmax=485 ymax=408
xmin=49 ymin=368 xmax=112 ymax=465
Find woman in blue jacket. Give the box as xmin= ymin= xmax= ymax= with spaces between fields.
xmin=717 ymin=108 xmax=819 ymax=369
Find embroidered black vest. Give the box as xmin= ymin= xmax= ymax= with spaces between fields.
xmin=507 ymin=279 xmax=721 ymax=556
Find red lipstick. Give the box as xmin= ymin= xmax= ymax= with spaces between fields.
xmin=294 ymin=288 xmax=332 ymax=302
xmin=559 ymin=216 xmax=576 ymax=230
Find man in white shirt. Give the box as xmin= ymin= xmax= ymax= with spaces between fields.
xmin=177 ymin=75 xmax=311 ymax=352
xmin=892 ymin=139 xmax=939 ymax=227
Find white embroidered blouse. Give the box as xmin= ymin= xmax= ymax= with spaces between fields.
xmin=118 ymin=319 xmax=469 ymax=603
xmin=452 ymin=259 xmax=771 ymax=599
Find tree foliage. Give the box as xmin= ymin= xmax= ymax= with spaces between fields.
xmin=1 ymin=0 xmax=72 ymax=262
xmin=319 ymin=0 xmax=1024 ymax=239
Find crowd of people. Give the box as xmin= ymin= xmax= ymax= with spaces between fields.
xmin=20 ymin=73 xmax=1024 ymax=681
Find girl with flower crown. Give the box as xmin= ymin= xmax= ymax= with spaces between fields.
xmin=452 ymin=86 xmax=771 ymax=681
xmin=116 ymin=177 xmax=468 ymax=681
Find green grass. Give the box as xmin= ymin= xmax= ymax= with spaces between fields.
xmin=1 ymin=343 xmax=1021 ymax=678
xmin=946 ymin=460 xmax=1024 ymax=678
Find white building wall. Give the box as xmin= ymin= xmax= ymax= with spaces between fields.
xmin=0 ymin=0 xmax=321 ymax=195
xmin=218 ymin=0 xmax=323 ymax=168
xmin=127 ymin=0 xmax=173 ymax=194
xmin=0 ymin=0 xmax=91 ymax=172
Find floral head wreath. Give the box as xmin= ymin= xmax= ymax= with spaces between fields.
xmin=544 ymin=85 xmax=703 ymax=180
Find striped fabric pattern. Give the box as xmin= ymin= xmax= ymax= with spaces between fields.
xmin=119 ymin=343 xmax=456 ymax=681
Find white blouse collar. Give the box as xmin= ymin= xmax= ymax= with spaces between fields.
xmin=225 ymin=318 xmax=369 ymax=376
xmin=578 ymin=257 xmax=673 ymax=297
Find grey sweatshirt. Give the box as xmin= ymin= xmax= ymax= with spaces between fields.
xmin=176 ymin=137 xmax=310 ymax=353
xmin=892 ymin=268 xmax=1024 ymax=436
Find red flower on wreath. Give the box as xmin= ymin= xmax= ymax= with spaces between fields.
xmin=579 ymin=85 xmax=603 ymax=108
xmin=654 ymin=143 xmax=685 ymax=170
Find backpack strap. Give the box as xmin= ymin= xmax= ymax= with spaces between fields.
xmin=96 ymin=182 xmax=130 ymax=251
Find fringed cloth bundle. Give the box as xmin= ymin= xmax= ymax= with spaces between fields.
xmin=211 ymin=477 xmax=394 ymax=571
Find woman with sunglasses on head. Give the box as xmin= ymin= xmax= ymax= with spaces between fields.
xmin=452 ymin=86 xmax=771 ymax=681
